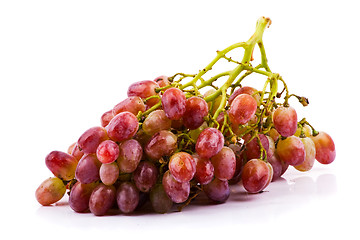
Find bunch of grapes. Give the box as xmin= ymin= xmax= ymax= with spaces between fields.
xmin=35 ymin=17 xmax=336 ymax=216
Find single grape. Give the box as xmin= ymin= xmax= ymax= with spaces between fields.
xmin=71 ymin=143 xmax=84 ymax=161
xmin=228 ymin=94 xmax=257 ymax=125
xmin=89 ymin=183 xmax=116 ymax=216
xmin=96 ymin=140 xmax=119 ymax=164
xmin=117 ymin=139 xmax=143 ymax=173
xmin=269 ymin=128 xmax=280 ymax=142
xmin=193 ymin=153 xmax=214 ymax=185
xmin=45 ymin=151 xmax=78 ymax=181
xmin=77 ymin=126 xmax=109 ymax=154
xmin=145 ymin=130 xmax=177 ymax=161
xmin=242 ymin=159 xmax=273 ymax=193
xmin=113 ymin=96 xmax=146 ymax=116
xmin=267 ymin=153 xmax=289 ymax=181
xmin=69 ymin=182 xmax=98 ymax=213
xmin=101 ymin=110 xmax=114 ymax=127
xmin=127 ymin=80 xmax=160 ymax=107
xmin=295 ymin=137 xmax=316 ymax=171
xmin=142 ymin=110 xmax=171 ymax=136
xmin=272 ymin=106 xmax=297 ymax=137
xmin=106 ymin=111 xmax=139 ymax=142
xmin=150 ymin=184 xmax=173 ymax=213
xmin=133 ymin=161 xmax=158 ymax=192
xmin=228 ymin=86 xmax=260 ymax=105
xmin=153 ymin=75 xmax=170 ymax=87
xmin=243 ymin=134 xmax=270 ymax=160
xmin=195 ymin=127 xmax=224 ymax=159
xmin=183 ymin=96 xmax=208 ymax=130
xmin=310 ymin=131 xmax=336 ymax=164
xmin=162 ymin=170 xmax=190 ymax=203
xmin=169 ymin=152 xmax=196 ymax=183
xmin=276 ymin=136 xmax=306 ymax=166
xmin=203 ymin=178 xmax=230 ymax=203
xmin=116 ymin=182 xmax=139 ymax=214
xmin=204 ymin=89 xmax=222 ymax=115
xmin=75 ymin=154 xmax=101 ymax=184
xmin=210 ymin=146 xmax=236 ymax=181
xmin=266 ymin=136 xmax=275 ymax=159
xmin=100 ymin=162 xmax=120 ymax=185
xmin=35 ymin=177 xmax=66 ymax=206
xmin=161 ymin=87 xmax=186 ymax=120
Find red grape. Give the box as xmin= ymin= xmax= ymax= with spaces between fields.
xmin=77 ymin=126 xmax=109 ymax=154
xmin=127 ymin=80 xmax=160 ymax=107
xmin=68 ymin=142 xmax=76 ymax=154
xmin=75 ymin=154 xmax=101 ymax=184
xmin=228 ymin=94 xmax=257 ymax=125
xmin=228 ymin=144 xmax=244 ymax=185
xmin=161 ymin=87 xmax=186 ymax=120
xmin=35 ymin=177 xmax=66 ymax=206
xmin=113 ymin=96 xmax=146 ymax=116
xmin=96 ymin=140 xmax=119 ymax=164
xmin=133 ymin=161 xmax=158 ymax=192
xmin=106 ymin=111 xmax=139 ymax=142
xmin=117 ymin=139 xmax=143 ymax=173
xmin=204 ymin=89 xmax=222 ymax=115
xmin=195 ymin=127 xmax=224 ymax=159
xmin=45 ymin=151 xmax=78 ymax=181
xmin=183 ymin=96 xmax=209 ymax=130
xmin=203 ymin=178 xmax=230 ymax=203
xmin=145 ymin=130 xmax=177 ymax=161
xmin=150 ymin=184 xmax=173 ymax=213
xmin=116 ymin=182 xmax=139 ymax=213
xmin=142 ymin=109 xmax=171 ymax=136
xmin=162 ymin=170 xmax=190 ymax=203
xmin=193 ymin=153 xmax=214 ymax=185
xmin=242 ymin=159 xmax=273 ymax=193
xmin=169 ymin=152 xmax=196 ymax=183
xmin=272 ymin=106 xmax=297 ymax=137
xmin=69 ymin=182 xmax=98 ymax=213
xmin=89 ymin=183 xmax=116 ymax=216
xmin=310 ymin=131 xmax=336 ymax=164
xmin=211 ymin=146 xmax=236 ymax=181
xmin=267 ymin=153 xmax=288 ymax=181
xmin=276 ymin=136 xmax=305 ymax=166
xmin=71 ymin=143 xmax=84 ymax=161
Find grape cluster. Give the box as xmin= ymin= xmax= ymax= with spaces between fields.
xmin=35 ymin=17 xmax=336 ymax=216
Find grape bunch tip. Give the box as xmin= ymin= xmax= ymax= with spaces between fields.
xmin=35 ymin=16 xmax=336 ymax=216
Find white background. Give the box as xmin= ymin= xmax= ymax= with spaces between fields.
xmin=1 ymin=0 xmax=359 ymax=239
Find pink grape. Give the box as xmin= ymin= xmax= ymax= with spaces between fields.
xmin=100 ymin=110 xmax=114 ymax=127
xmin=276 ymin=136 xmax=305 ymax=166
xmin=243 ymin=134 xmax=270 ymax=160
xmin=162 ymin=170 xmax=190 ymax=203
xmin=310 ymin=131 xmax=336 ymax=164
xmin=75 ymin=154 xmax=101 ymax=184
xmin=106 ymin=111 xmax=139 ymax=142
xmin=89 ymin=184 xmax=116 ymax=216
xmin=228 ymin=94 xmax=257 ymax=125
xmin=69 ymin=182 xmax=98 ymax=213
xmin=295 ymin=137 xmax=316 ymax=171
xmin=45 ymin=151 xmax=78 ymax=181
xmin=116 ymin=182 xmax=139 ymax=213
xmin=183 ymin=96 xmax=209 ymax=130
xmin=99 ymin=162 xmax=120 ymax=185
xmin=150 ymin=184 xmax=173 ymax=213
xmin=153 ymin=75 xmax=170 ymax=87
xmin=96 ymin=140 xmax=119 ymax=164
xmin=228 ymin=86 xmax=260 ymax=105
xmin=133 ymin=161 xmax=158 ymax=192
xmin=161 ymin=87 xmax=186 ymax=120
xmin=193 ymin=153 xmax=214 ymax=185
xmin=210 ymin=146 xmax=236 ymax=181
xmin=142 ymin=110 xmax=172 ymax=136
xmin=169 ymin=152 xmax=196 ymax=183
xmin=267 ymin=153 xmax=289 ymax=181
xmin=203 ymin=178 xmax=230 ymax=203
xmin=117 ymin=139 xmax=143 ymax=173
xmin=242 ymin=159 xmax=273 ymax=193
xmin=195 ymin=127 xmax=224 ymax=159
xmin=272 ymin=106 xmax=297 ymax=137
xmin=77 ymin=126 xmax=109 ymax=154
xmin=145 ymin=130 xmax=177 ymax=161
